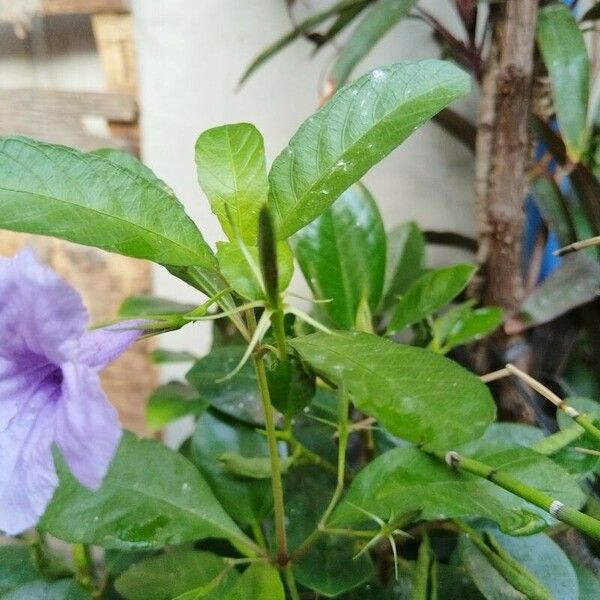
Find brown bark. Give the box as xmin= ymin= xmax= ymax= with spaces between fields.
xmin=472 ymin=0 xmax=539 ymax=422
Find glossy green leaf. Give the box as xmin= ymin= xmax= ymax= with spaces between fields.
xmin=119 ymin=295 xmax=196 ymax=318
xmin=186 ymin=346 xmax=264 ymax=426
xmin=195 ymin=124 xmax=268 ymax=244
xmin=114 ymin=550 xmax=234 ymax=600
xmin=224 ymin=563 xmax=284 ymax=600
xmin=382 ymin=220 xmax=426 ymax=311
xmin=146 ymin=382 xmax=208 ymax=432
xmin=388 ymin=264 xmax=477 ymax=332
xmin=188 ymin=411 xmax=273 ymax=524
xmin=332 ymin=446 xmax=585 ymax=534
xmin=518 ymin=254 xmax=600 ymax=328
xmin=286 ymin=467 xmax=373 ymax=597
xmin=269 ymin=60 xmax=470 ymax=238
xmin=216 ymin=240 xmax=294 ymax=301
xmin=537 ymin=4 xmax=590 ymax=162
xmin=458 ymin=531 xmax=577 ymax=600
xmin=0 ymin=545 xmax=39 ymax=596
xmin=40 ymin=433 xmax=249 ymax=550
xmin=2 ymin=580 xmax=89 ymax=600
xmin=290 ymin=332 xmax=495 ymax=450
xmin=530 ymin=175 xmax=575 ymax=247
xmin=294 ymin=183 xmax=386 ymax=329
xmin=0 ymin=136 xmax=215 ymax=268
xmin=330 ymin=0 xmax=418 ymax=88
xmin=266 ymin=357 xmax=316 ymax=417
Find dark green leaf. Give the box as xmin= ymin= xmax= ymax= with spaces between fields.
xmin=294 ymin=183 xmax=386 ymax=329
xmin=382 ymin=221 xmax=426 ymax=312
xmin=518 ymin=254 xmax=600 ymax=328
xmin=188 ymin=411 xmax=273 ymax=524
xmin=40 ymin=433 xmax=249 ymax=550
xmin=458 ymin=530 xmax=577 ymax=600
xmin=330 ymin=0 xmax=418 ymax=88
xmin=286 ymin=467 xmax=373 ymax=596
xmin=537 ymin=4 xmax=590 ymax=162
xmin=2 ymin=580 xmax=89 ymax=600
xmin=0 ymin=545 xmax=39 ymax=596
xmin=224 ymin=563 xmax=284 ymax=600
xmin=332 ymin=446 xmax=585 ymax=534
xmin=258 ymin=207 xmax=280 ymax=307
xmin=266 ymin=357 xmax=316 ymax=417
xmin=289 ymin=332 xmax=495 ymax=450
xmin=216 ymin=240 xmax=293 ymax=301
xmin=268 ymin=60 xmax=470 ymax=238
xmin=146 ymin=382 xmax=208 ymax=432
xmin=388 ymin=264 xmax=477 ymax=332
xmin=195 ymin=124 xmax=267 ymax=244
xmin=114 ymin=550 xmax=234 ymax=600
xmin=119 ymin=296 xmax=195 ymax=318
xmin=0 ymin=137 xmax=215 ymax=268
xmin=186 ymin=346 xmax=264 ymax=426
xmin=239 ymin=0 xmax=369 ymax=85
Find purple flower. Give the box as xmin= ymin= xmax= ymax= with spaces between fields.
xmin=0 ymin=249 xmax=141 ymax=535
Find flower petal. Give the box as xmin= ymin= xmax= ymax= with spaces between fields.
xmin=54 ymin=363 xmax=122 ymax=490
xmin=0 ymin=387 xmax=58 ymax=536
xmin=78 ymin=321 xmax=143 ymax=370
xmin=0 ymin=249 xmax=88 ymax=364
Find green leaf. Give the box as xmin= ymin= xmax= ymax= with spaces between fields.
xmin=458 ymin=530 xmax=577 ymax=600
xmin=268 ymin=60 xmax=470 ymax=238
xmin=289 ymin=332 xmax=495 ymax=450
xmin=40 ymin=433 xmax=249 ymax=550
xmin=146 ymin=382 xmax=208 ymax=432
xmin=216 ymin=240 xmax=294 ymax=301
xmin=0 ymin=545 xmax=39 ymax=596
xmin=224 ymin=563 xmax=284 ymax=600
xmin=330 ymin=0 xmax=418 ymax=88
xmin=0 ymin=136 xmax=215 ymax=268
xmin=388 ymin=264 xmax=477 ymax=333
xmin=529 ymin=175 xmax=575 ymax=247
xmin=218 ymin=452 xmax=293 ymax=479
xmin=119 ymin=295 xmax=196 ymax=318
xmin=573 ymin=561 xmax=600 ymax=597
xmin=239 ymin=0 xmax=369 ymax=85
xmin=2 ymin=580 xmax=89 ymax=600
xmin=537 ymin=3 xmax=590 ymax=162
xmin=266 ymin=357 xmax=316 ymax=417
xmin=188 ymin=411 xmax=273 ymax=524
xmin=151 ymin=349 xmax=197 ymax=364
xmin=333 ymin=446 xmax=585 ymax=534
xmin=382 ymin=221 xmax=426 ymax=312
xmin=518 ymin=254 xmax=600 ymax=328
xmin=294 ymin=183 xmax=386 ymax=329
xmin=286 ymin=467 xmax=374 ymax=597
xmin=114 ymin=550 xmax=234 ymax=600
xmin=195 ymin=124 xmax=268 ymax=244
xmin=186 ymin=346 xmax=264 ymax=426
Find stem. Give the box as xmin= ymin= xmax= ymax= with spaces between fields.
xmin=72 ymin=544 xmax=94 ymax=594
xmin=253 ymin=354 xmax=288 ymax=565
xmin=443 ymin=451 xmax=600 ymax=540
xmin=289 ymin=386 xmax=350 ymax=564
xmin=251 ymin=521 xmax=268 ymax=551
xmin=284 ymin=566 xmax=301 ymax=600
xmin=270 ymin=308 xmax=288 ymax=361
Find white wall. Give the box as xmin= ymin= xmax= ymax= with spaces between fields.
xmin=133 ymin=0 xmax=476 ymax=381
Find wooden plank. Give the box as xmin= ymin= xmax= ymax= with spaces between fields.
xmin=41 ymin=0 xmax=128 ymax=15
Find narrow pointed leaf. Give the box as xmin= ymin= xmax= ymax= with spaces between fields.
xmin=330 ymin=0 xmax=418 ymax=88
xmin=537 ymin=4 xmax=590 ymax=162
xmin=268 ymin=60 xmax=470 ymax=238
xmin=289 ymin=332 xmax=495 ymax=450
xmin=0 ymin=137 xmax=215 ymax=267
xmin=294 ymin=183 xmax=386 ymax=328
xmin=195 ymin=124 xmax=268 ymax=244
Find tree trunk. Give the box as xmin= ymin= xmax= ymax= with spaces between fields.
xmin=473 ymin=0 xmax=539 ymax=421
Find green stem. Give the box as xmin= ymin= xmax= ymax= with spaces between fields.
xmin=253 ymin=354 xmax=288 ymax=565
xmin=289 ymin=386 xmax=350 ymax=564
xmin=251 ymin=521 xmax=268 ymax=551
xmin=270 ymin=308 xmax=288 ymax=362
xmin=443 ymin=451 xmax=600 ymax=540
xmin=284 ymin=566 xmax=301 ymax=600
xmin=72 ymin=544 xmax=94 ymax=594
